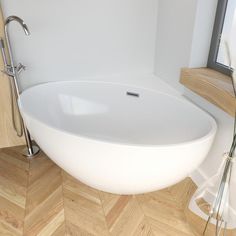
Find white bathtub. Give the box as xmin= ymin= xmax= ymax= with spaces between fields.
xmin=19 ymin=79 xmax=217 ymax=194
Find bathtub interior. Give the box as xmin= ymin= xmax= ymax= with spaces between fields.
xmin=20 ymin=80 xmax=216 ymax=146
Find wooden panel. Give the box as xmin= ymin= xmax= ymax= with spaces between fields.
xmin=180 ymin=67 xmax=236 ymax=117
xmin=0 ymin=8 xmax=25 ymax=148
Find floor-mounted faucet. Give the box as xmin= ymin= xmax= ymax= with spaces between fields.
xmin=0 ymin=16 xmax=40 ymax=157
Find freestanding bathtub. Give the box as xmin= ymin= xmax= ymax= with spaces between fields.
xmin=19 ymin=79 xmax=217 ymax=194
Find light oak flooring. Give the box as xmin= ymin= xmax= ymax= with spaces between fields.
xmin=0 ymin=145 xmax=198 ymax=236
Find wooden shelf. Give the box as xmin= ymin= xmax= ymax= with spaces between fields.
xmin=180 ymin=68 xmax=236 ymax=117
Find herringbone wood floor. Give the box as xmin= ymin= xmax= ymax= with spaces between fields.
xmin=0 ymin=145 xmax=197 ymax=236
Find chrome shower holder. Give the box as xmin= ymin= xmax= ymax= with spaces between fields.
xmin=0 ymin=16 xmax=40 ymax=158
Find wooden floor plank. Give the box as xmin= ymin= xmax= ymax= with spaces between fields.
xmin=136 ymin=183 xmax=195 ymax=236
xmin=147 ymin=217 xmax=193 ymax=236
xmin=2 ymin=145 xmax=225 ymax=236
xmin=0 ymin=147 xmax=29 ymax=235
xmin=168 ymin=178 xmax=197 ymax=208
xmin=62 ymin=171 xmax=110 ymax=236
xmin=99 ymin=191 xmax=153 ymax=236
xmin=24 ymin=153 xmax=65 ymax=236
xmin=0 ymin=221 xmax=22 ymax=236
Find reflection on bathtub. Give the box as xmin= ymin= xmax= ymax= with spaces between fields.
xmin=59 ymin=94 xmax=108 ymax=116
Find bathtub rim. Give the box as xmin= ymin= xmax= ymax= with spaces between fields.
xmin=19 ymin=80 xmax=218 ymax=148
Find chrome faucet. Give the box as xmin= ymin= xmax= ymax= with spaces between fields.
xmin=3 ymin=16 xmax=29 ymax=78
xmin=6 ymin=16 xmax=30 ymax=35
xmin=0 ymin=16 xmax=40 ymax=157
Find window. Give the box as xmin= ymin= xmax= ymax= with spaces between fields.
xmin=208 ymin=0 xmax=236 ymax=75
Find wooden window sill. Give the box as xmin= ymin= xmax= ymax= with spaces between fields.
xmin=180 ymin=68 xmax=236 ymax=117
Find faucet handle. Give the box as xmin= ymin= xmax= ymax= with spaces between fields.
xmin=16 ymin=63 xmax=26 ymax=74
xmin=1 ymin=63 xmax=26 ymax=76
xmin=1 ymin=65 xmax=14 ymax=77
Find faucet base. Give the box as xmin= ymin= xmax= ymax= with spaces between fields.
xmin=22 ymin=145 xmax=40 ymax=158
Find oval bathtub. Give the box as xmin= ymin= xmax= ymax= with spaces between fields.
xmin=19 ymin=80 xmax=217 ymax=194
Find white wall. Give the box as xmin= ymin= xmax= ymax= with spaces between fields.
xmin=189 ymin=0 xmax=218 ymax=67
xmin=154 ymin=0 xmax=197 ymax=91
xmin=154 ymin=0 xmax=218 ymax=90
xmin=0 ymin=0 xmax=158 ymax=89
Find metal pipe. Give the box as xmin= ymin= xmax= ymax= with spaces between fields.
xmin=0 ymin=38 xmax=23 ymax=137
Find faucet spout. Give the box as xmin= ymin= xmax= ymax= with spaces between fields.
xmin=5 ymin=15 xmax=30 ymax=36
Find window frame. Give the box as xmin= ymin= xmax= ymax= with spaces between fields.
xmin=207 ymin=0 xmax=232 ymax=76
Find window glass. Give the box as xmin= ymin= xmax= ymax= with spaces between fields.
xmin=216 ymin=0 xmax=236 ymax=69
